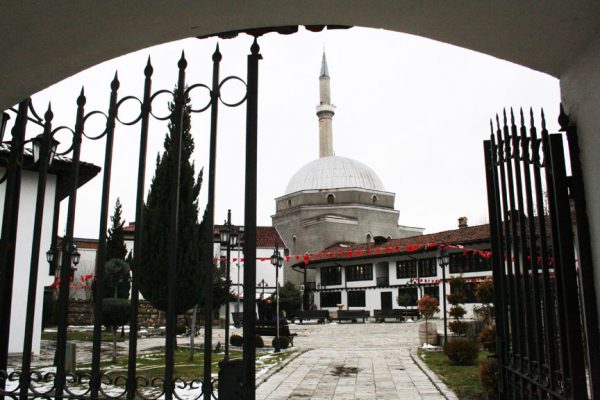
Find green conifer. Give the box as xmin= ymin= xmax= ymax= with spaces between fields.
xmin=140 ymin=88 xmax=204 ymax=314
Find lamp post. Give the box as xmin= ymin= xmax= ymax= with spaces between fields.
xmin=235 ymin=226 xmax=244 ymax=313
xmin=220 ymin=210 xmax=238 ymax=361
xmin=257 ymin=279 xmax=267 ymax=294
xmin=439 ymin=247 xmax=450 ymax=345
xmin=270 ymin=245 xmax=283 ymax=353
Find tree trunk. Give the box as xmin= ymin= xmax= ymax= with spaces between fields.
xmin=189 ymin=305 xmax=197 ymax=361
xmin=112 ymin=327 xmax=117 ymax=363
xmin=425 ymin=317 xmax=428 ymax=346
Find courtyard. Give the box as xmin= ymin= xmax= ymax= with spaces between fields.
xmin=11 ymin=320 xmax=455 ymax=399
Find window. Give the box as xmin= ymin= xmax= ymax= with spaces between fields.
xmin=418 ymin=258 xmax=437 ymax=277
xmin=372 ymin=195 xmax=378 ymax=205
xmin=449 ymin=252 xmax=491 ymax=273
xmin=397 ymin=287 xmax=418 ymax=307
xmin=396 ymin=259 xmax=417 ymax=278
xmin=320 ymin=291 xmax=341 ymax=307
xmin=321 ymin=266 xmax=342 ymax=285
xmin=327 ymin=194 xmax=335 ymax=204
xmin=346 ymin=264 xmax=373 ymax=281
xmin=287 ymin=199 xmax=291 ymax=207
xmin=348 ymin=290 xmax=366 ymax=307
xmin=424 ymin=285 xmax=439 ymax=301
xmin=450 ymin=281 xmax=477 ymax=303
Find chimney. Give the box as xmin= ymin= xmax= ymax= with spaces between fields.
xmin=458 ymin=217 xmax=468 ymax=229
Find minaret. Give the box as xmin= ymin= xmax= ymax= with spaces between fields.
xmin=316 ymin=51 xmax=336 ymax=158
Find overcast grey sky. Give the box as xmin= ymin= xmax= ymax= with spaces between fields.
xmin=23 ymin=27 xmax=560 ymax=241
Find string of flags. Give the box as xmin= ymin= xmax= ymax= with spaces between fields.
xmin=213 ymin=242 xmax=492 ymax=265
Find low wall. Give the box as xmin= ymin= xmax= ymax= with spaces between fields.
xmin=65 ymin=299 xmax=212 ymax=328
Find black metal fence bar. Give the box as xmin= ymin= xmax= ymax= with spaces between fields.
xmin=203 ymin=45 xmax=221 ymax=398
xmin=529 ymin=112 xmax=559 ymax=391
xmin=164 ymin=55 xmax=187 ymax=400
xmin=484 ymin=138 xmax=507 ymax=397
xmin=90 ymin=74 xmax=120 ymax=399
xmin=243 ymin=38 xmax=261 ymax=400
xmin=55 ymin=89 xmax=86 ymax=399
xmin=127 ymin=58 xmax=154 ymax=400
xmin=19 ymin=106 xmax=53 ymax=400
xmin=0 ymin=100 xmax=28 ymax=396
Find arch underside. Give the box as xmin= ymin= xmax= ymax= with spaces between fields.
xmin=2 ymin=2 xmax=600 ymax=109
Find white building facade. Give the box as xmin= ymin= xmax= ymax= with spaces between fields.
xmin=303 ymin=221 xmax=492 ymax=319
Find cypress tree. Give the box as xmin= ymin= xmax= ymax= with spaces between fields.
xmin=106 ymin=197 xmax=127 ymax=261
xmin=140 ymin=88 xmax=204 ymax=315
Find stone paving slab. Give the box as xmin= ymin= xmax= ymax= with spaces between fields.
xmin=256 ymin=321 xmax=451 ymax=399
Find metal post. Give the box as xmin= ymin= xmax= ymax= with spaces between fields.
xmin=127 ymin=56 xmax=153 ymax=400
xmin=224 ymin=210 xmax=232 ymax=361
xmin=236 ymin=246 xmax=241 ymax=313
xmin=55 ymin=89 xmax=85 ymax=399
xmin=164 ymin=54 xmax=187 ymax=400
xmin=275 ymin=245 xmax=281 ymax=353
xmin=441 ymin=258 xmax=447 ymax=344
xmin=204 ymin=44 xmax=221 ymax=399
xmin=243 ymin=38 xmax=261 ymax=400
xmin=19 ymin=106 xmax=53 ymax=400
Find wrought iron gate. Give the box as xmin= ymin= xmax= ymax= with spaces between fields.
xmin=0 ymin=40 xmax=261 ymax=399
xmin=484 ymin=107 xmax=600 ymax=399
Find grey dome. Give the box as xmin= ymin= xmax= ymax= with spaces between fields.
xmin=285 ymin=156 xmax=385 ymax=194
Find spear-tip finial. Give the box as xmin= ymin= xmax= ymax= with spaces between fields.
xmin=45 ymin=102 xmax=54 ymax=121
xmin=495 ymin=114 xmax=501 ymax=131
xmin=77 ymin=87 xmax=86 ymax=106
xmin=519 ymin=108 xmax=525 ymax=126
xmin=145 ymin=56 xmax=154 ymax=77
xmin=178 ymin=51 xmax=188 ymax=69
xmin=510 ymin=108 xmax=515 ymax=125
xmin=213 ymin=43 xmax=222 ymax=62
xmin=529 ymin=107 xmax=535 ymax=126
xmin=502 ymin=108 xmax=507 ymax=126
xmin=111 ymin=71 xmax=120 ymax=91
xmin=541 ymin=108 xmax=547 ymax=129
xmin=251 ymin=37 xmax=260 ymax=54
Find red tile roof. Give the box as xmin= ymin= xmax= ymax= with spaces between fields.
xmin=213 ymin=225 xmax=285 ymax=249
xmin=297 ymin=224 xmax=491 ymax=266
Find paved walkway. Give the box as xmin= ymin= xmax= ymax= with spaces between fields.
xmin=255 ymin=321 xmax=450 ymax=400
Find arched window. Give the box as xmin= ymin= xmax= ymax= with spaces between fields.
xmin=372 ymin=195 xmax=378 ymax=205
xmin=327 ymin=194 xmax=335 ymax=204
xmin=366 ymin=233 xmax=372 ymax=242
xmin=287 ymin=199 xmax=292 ymax=207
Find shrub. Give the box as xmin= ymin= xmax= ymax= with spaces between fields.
xmin=480 ymin=358 xmax=498 ymax=397
xmin=446 ymin=292 xmax=465 ymax=305
xmin=255 ymin=334 xmax=264 ymax=348
xmin=448 ymin=305 xmax=466 ymax=319
xmin=272 ymin=336 xmax=290 ymax=349
xmin=479 ymin=325 xmax=496 ymax=352
xmin=449 ymin=320 xmax=468 ymax=335
xmin=230 ymin=334 xmax=243 ymax=347
xmin=444 ymin=338 xmax=479 ymax=365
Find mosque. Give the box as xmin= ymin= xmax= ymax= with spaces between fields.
xmin=272 ymin=53 xmax=423 ymax=288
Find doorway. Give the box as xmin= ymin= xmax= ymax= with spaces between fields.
xmin=380 ymin=292 xmax=393 ymax=310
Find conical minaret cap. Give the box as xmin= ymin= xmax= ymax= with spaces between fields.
xmin=320 ymin=51 xmax=329 ymax=78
